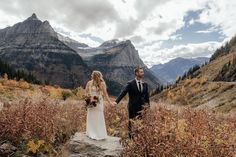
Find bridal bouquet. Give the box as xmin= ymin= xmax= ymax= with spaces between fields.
xmin=84 ymin=95 xmax=99 ymax=108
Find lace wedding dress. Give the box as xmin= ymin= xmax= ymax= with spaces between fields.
xmin=86 ymin=84 xmax=108 ymax=140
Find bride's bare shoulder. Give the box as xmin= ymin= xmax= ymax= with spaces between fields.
xmin=86 ymin=80 xmax=92 ymax=86
xmin=101 ymin=81 xmax=107 ymax=88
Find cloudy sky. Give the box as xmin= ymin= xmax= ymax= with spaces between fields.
xmin=0 ymin=0 xmax=236 ymax=67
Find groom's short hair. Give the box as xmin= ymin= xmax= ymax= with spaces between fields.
xmin=134 ymin=67 xmax=144 ymax=75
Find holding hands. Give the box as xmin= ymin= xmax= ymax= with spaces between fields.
xmin=106 ymin=100 xmax=117 ymax=107
xmin=112 ymin=101 xmax=117 ymax=106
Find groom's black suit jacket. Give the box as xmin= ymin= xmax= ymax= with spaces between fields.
xmin=115 ymin=79 xmax=150 ymax=119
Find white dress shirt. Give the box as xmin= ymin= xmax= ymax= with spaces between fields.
xmin=135 ymin=78 xmax=143 ymax=92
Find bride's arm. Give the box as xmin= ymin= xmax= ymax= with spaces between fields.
xmin=101 ymin=82 xmax=112 ymax=105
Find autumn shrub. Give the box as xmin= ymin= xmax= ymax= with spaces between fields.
xmin=61 ymin=90 xmax=73 ymax=100
xmin=18 ymin=79 xmax=30 ymax=89
xmin=121 ymin=103 xmax=236 ymax=157
xmin=0 ymin=98 xmax=86 ymax=156
xmin=104 ymin=101 xmax=129 ymax=139
xmin=167 ymin=87 xmax=189 ymax=105
xmin=72 ymin=87 xmax=86 ymax=100
xmin=46 ymin=86 xmax=64 ymax=99
xmin=2 ymin=79 xmax=18 ymax=88
xmin=0 ymin=83 xmax=4 ymax=91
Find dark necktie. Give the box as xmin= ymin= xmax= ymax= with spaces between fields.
xmin=138 ymin=81 xmax=142 ymax=92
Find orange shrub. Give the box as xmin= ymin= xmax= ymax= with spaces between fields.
xmin=104 ymin=101 xmax=128 ymax=139
xmin=121 ymin=104 xmax=236 ymax=157
xmin=42 ymin=86 xmax=64 ymax=99
xmin=0 ymin=83 xmax=4 ymax=91
xmin=18 ymin=79 xmax=30 ymax=89
xmin=73 ymin=87 xmax=86 ymax=100
xmin=2 ymin=79 xmax=18 ymax=88
xmin=0 ymin=98 xmax=86 ymax=155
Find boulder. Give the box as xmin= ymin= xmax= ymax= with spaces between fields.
xmin=68 ymin=132 xmax=123 ymax=157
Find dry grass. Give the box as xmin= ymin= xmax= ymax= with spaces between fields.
xmin=194 ymin=52 xmax=236 ymax=80
xmin=152 ymin=78 xmax=236 ymax=113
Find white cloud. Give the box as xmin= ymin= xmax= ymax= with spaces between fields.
xmin=197 ymin=0 xmax=236 ymax=38
xmin=0 ymin=10 xmax=23 ymax=28
xmin=195 ymin=26 xmax=219 ymax=34
xmin=135 ymin=0 xmax=208 ymax=38
xmin=140 ymin=41 xmax=221 ymax=67
xmin=170 ymin=34 xmax=182 ymax=41
xmin=188 ymin=19 xmax=195 ymax=26
xmin=53 ymin=24 xmax=102 ymax=47
xmin=0 ymin=0 xmax=235 ymax=66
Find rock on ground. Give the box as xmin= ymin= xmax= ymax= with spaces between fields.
xmin=68 ymin=132 xmax=123 ymax=157
xmin=0 ymin=141 xmax=17 ymax=156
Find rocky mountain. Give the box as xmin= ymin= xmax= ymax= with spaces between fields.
xmin=150 ymin=57 xmax=209 ymax=84
xmin=58 ymin=37 xmax=162 ymax=95
xmin=0 ymin=13 xmax=91 ymax=88
xmin=0 ymin=14 xmax=161 ymax=95
xmin=57 ymin=33 xmax=89 ymax=49
xmin=73 ymin=39 xmax=162 ymax=95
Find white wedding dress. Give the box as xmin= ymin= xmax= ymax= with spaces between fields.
xmin=86 ymin=84 xmax=108 ymax=140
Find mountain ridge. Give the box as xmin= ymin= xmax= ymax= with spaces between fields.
xmin=0 ymin=13 xmax=91 ymax=88
xmin=0 ymin=13 xmax=161 ymax=95
xmin=150 ymin=57 xmax=209 ymax=84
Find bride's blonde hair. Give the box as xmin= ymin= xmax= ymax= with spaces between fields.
xmin=91 ymin=70 xmax=106 ymax=94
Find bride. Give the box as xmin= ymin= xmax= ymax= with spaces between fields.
xmin=85 ymin=70 xmax=114 ymax=140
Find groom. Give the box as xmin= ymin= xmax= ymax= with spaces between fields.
xmin=113 ymin=67 xmax=150 ymax=139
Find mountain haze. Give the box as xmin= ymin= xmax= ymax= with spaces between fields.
xmin=150 ymin=57 xmax=209 ymax=84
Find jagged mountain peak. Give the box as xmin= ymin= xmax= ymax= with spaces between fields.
xmin=43 ymin=20 xmax=50 ymax=25
xmin=99 ymin=39 xmax=132 ymax=47
xmin=0 ymin=14 xmax=91 ymax=89
xmin=25 ymin=13 xmax=39 ymax=21
xmin=0 ymin=13 xmax=57 ymax=39
xmin=99 ymin=39 xmax=120 ymax=47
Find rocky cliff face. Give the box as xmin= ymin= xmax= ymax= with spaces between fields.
xmin=75 ymin=40 xmax=161 ymax=95
xmin=0 ymin=14 xmax=90 ymax=88
xmin=0 ymin=13 xmax=57 ymax=41
xmin=57 ymin=33 xmax=89 ymax=50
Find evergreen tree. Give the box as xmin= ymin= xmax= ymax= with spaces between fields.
xmin=0 ymin=59 xmax=41 ymax=84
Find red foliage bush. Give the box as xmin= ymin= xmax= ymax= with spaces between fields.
xmin=1 ymin=97 xmax=236 ymax=157
xmin=121 ymin=103 xmax=236 ymax=157
xmin=0 ymin=98 xmax=86 ymax=154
